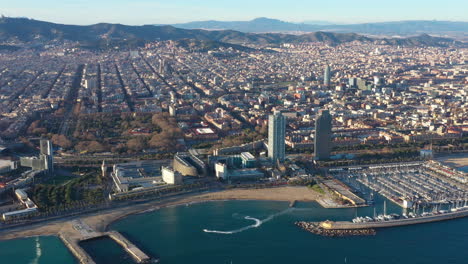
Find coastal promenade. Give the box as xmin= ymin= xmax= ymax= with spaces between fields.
xmin=0 ymin=186 xmax=326 ymax=241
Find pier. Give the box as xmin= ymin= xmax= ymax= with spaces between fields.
xmin=323 ymin=208 xmax=468 ymax=230
xmin=298 ymin=208 xmax=468 ymax=236
xmin=59 ymin=233 xmax=96 ymax=264
xmin=108 ymin=231 xmax=150 ymax=263
xmin=59 ymin=219 xmax=152 ymax=264
xmin=295 ymin=222 xmax=376 ymax=237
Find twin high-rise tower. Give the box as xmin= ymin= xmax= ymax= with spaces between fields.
xmin=268 ymin=111 xmax=286 ymax=163
xmin=268 ymin=109 xmax=332 ymax=163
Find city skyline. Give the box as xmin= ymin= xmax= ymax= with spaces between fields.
xmin=2 ymin=0 xmax=468 ymax=25
xmin=0 ymin=0 xmax=467 ymax=262
xmin=0 ymin=1 xmax=467 ymax=261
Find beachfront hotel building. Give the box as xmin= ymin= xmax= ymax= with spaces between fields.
xmin=268 ymin=111 xmax=286 ymax=163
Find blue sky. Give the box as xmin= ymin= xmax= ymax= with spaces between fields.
xmin=1 ymin=0 xmax=467 ymax=25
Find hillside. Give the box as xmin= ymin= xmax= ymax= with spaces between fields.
xmin=0 ymin=17 xmax=463 ymax=49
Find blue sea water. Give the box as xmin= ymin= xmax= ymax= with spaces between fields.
xmin=1 ymin=197 xmax=468 ymax=264
xmin=108 ymin=199 xmax=468 ymax=264
xmin=0 ymin=236 xmax=76 ymax=264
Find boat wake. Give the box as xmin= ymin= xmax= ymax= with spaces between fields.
xmin=30 ymin=237 xmax=42 ymax=264
xmin=203 ymin=208 xmax=292 ymax=235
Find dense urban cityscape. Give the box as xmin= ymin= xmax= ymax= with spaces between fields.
xmin=0 ymin=5 xmax=467 ymax=264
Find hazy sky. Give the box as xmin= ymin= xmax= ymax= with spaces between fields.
xmin=1 ymin=0 xmax=467 ymax=25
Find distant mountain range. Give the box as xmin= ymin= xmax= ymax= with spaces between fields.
xmin=166 ymin=17 xmax=468 ymax=37
xmin=164 ymin=18 xmax=317 ymax=33
xmin=0 ymin=17 xmax=464 ymax=50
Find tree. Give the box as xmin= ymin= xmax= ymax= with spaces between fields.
xmin=51 ymin=134 xmax=73 ymax=149
xmin=126 ymin=137 xmax=148 ymax=152
xmin=75 ymin=141 xmax=107 ymax=153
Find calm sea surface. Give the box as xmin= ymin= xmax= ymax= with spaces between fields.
xmin=0 ymin=236 xmax=76 ymax=264
xmin=1 ymin=195 xmax=468 ymax=264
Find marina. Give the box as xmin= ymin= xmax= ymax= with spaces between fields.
xmin=329 ymin=161 xmax=468 ymax=209
xmin=303 ymin=160 xmax=468 ymax=236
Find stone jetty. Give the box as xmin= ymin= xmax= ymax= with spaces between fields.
xmin=295 ymin=221 xmax=376 ymax=237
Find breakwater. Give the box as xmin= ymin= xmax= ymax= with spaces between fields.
xmin=323 ymin=208 xmax=468 ymax=230
xmin=107 ymin=231 xmax=150 ymax=263
xmin=298 ymin=208 xmax=468 ymax=236
xmin=295 ymin=222 xmax=376 ymax=237
xmin=59 ymin=233 xmax=96 ymax=264
xmin=59 ymin=220 xmax=152 ymax=264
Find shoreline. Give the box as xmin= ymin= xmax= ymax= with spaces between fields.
xmin=435 ymin=153 xmax=468 ymax=172
xmin=104 ymin=198 xmax=289 ymax=232
xmin=0 ymin=186 xmax=330 ymax=242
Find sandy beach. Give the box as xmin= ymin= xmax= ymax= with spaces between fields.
xmin=436 ymin=153 xmax=468 ymax=171
xmin=0 ymin=186 xmax=324 ymax=241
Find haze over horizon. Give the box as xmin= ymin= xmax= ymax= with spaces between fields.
xmin=1 ymin=0 xmax=468 ymax=25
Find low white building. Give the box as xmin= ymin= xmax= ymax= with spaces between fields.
xmin=2 ymin=208 xmax=38 ymax=221
xmin=162 ymin=167 xmax=183 ymax=185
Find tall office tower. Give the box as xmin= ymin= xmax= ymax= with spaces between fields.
xmin=323 ymin=65 xmax=331 ymax=87
xmin=374 ymin=75 xmax=382 ymax=86
xmin=314 ymin=109 xmax=332 ymax=160
xmin=40 ymin=139 xmax=52 ymax=156
xmin=268 ymin=111 xmax=286 ymax=163
xmin=349 ymin=77 xmax=357 ymax=88
xmin=40 ymin=139 xmax=54 ymax=173
xmin=159 ymin=59 xmax=165 ymax=74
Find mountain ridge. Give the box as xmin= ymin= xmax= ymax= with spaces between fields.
xmin=0 ymin=17 xmax=464 ymax=49
xmin=166 ymin=18 xmax=468 ymax=37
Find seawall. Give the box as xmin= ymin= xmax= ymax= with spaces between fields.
xmin=323 ymin=209 xmax=468 ymax=230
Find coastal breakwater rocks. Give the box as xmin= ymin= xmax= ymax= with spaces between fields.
xmin=295 ymin=221 xmax=376 ymax=237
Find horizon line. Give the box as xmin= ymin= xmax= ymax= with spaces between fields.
xmin=3 ymin=16 xmax=468 ymax=27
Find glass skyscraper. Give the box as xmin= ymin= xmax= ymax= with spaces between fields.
xmin=40 ymin=139 xmax=54 ymax=173
xmin=268 ymin=111 xmax=286 ymax=163
xmin=323 ymin=65 xmax=331 ymax=87
xmin=314 ymin=109 xmax=332 ymax=160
